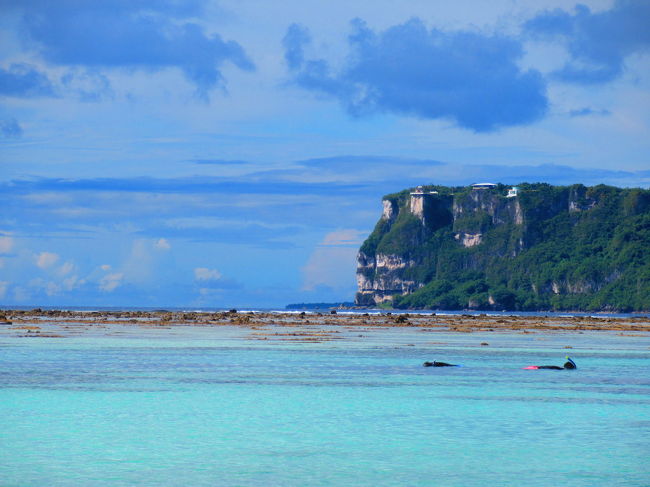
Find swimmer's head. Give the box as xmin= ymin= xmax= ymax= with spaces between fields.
xmin=564 ymin=356 xmax=576 ymax=369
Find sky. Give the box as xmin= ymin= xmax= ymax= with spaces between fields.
xmin=0 ymin=0 xmax=649 ymax=308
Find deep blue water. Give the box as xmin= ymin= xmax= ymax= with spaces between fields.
xmin=1 ymin=325 xmax=649 ymax=486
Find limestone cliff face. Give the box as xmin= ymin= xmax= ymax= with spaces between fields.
xmin=382 ymin=199 xmax=398 ymax=221
xmin=356 ymin=195 xmax=421 ymax=304
xmin=356 ymin=185 xmax=524 ymax=306
xmin=354 ymin=183 xmax=650 ymax=311
xmin=356 ymin=252 xmax=418 ymax=304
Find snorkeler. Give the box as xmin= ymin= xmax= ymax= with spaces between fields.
xmin=524 ymin=356 xmax=576 ymax=370
xmin=423 ymin=361 xmax=458 ymax=367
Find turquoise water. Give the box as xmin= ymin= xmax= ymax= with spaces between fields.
xmin=1 ymin=326 xmax=649 ymax=486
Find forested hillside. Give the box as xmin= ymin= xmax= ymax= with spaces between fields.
xmin=356 ymin=183 xmax=650 ymax=311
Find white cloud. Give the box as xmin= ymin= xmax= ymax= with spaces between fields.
xmin=320 ymin=229 xmax=366 ymax=247
xmin=122 ymin=239 xmax=155 ymax=284
xmin=194 ymin=267 xmax=222 ymax=281
xmin=63 ymin=275 xmax=84 ymax=291
xmin=101 ymin=264 xmax=111 ymax=271
xmin=13 ymin=286 xmax=30 ymax=302
xmin=301 ymin=246 xmax=358 ymax=291
xmin=0 ymin=236 xmax=14 ymax=254
xmin=154 ymin=238 xmax=171 ymax=250
xmin=28 ymin=278 xmax=61 ymax=296
xmin=100 ymin=272 xmax=124 ymax=292
xmin=27 ymin=271 xmax=85 ymax=296
xmin=45 ymin=281 xmax=61 ymax=296
xmin=36 ymin=251 xmax=59 ymax=269
xmin=301 ymin=230 xmax=364 ymax=291
xmin=58 ymin=261 xmax=75 ymax=276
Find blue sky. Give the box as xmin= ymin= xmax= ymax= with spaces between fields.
xmin=1 ymin=0 xmax=649 ymax=308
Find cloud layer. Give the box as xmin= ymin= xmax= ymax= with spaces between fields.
xmin=0 ymin=64 xmax=56 ymax=98
xmin=284 ymin=18 xmax=548 ymax=132
xmin=7 ymin=0 xmax=254 ymax=99
xmin=525 ymin=0 xmax=650 ymax=84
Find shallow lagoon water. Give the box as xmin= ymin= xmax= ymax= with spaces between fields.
xmin=1 ymin=324 xmax=649 ymax=486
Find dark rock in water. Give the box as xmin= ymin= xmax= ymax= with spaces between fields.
xmin=423 ymin=361 xmax=457 ymax=367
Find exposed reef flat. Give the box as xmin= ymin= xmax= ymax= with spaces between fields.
xmin=1 ymin=309 xmax=649 ymax=342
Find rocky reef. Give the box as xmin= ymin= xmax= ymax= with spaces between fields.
xmin=355 ymin=183 xmax=650 ymax=311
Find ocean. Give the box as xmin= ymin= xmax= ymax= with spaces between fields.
xmin=1 ymin=320 xmax=649 ymax=486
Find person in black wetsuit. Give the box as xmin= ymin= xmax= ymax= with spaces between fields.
xmin=530 ymin=357 xmax=576 ymax=370
xmin=423 ymin=361 xmax=458 ymax=367
xmin=564 ymin=357 xmax=577 ymax=369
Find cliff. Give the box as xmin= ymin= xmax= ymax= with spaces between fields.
xmin=355 ymin=183 xmax=650 ymax=311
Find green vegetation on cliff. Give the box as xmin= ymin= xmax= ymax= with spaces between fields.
xmin=356 ymin=183 xmax=650 ymax=311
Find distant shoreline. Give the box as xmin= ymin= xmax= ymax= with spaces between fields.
xmin=2 ymin=305 xmax=649 ymax=318
xmin=2 ymin=309 xmax=649 ymax=337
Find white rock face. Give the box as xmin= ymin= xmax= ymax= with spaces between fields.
xmin=382 ymin=199 xmax=396 ymax=221
xmin=410 ymin=195 xmax=425 ymax=221
xmin=356 ymin=251 xmax=420 ymax=304
xmin=514 ymin=200 xmax=524 ymax=225
xmin=453 ymin=190 xmax=524 ymax=226
xmin=550 ymin=271 xmax=621 ymax=295
xmin=375 ymin=253 xmax=413 ymax=269
xmin=568 ymin=186 xmax=598 ymax=213
xmin=454 ymin=232 xmax=483 ymax=247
